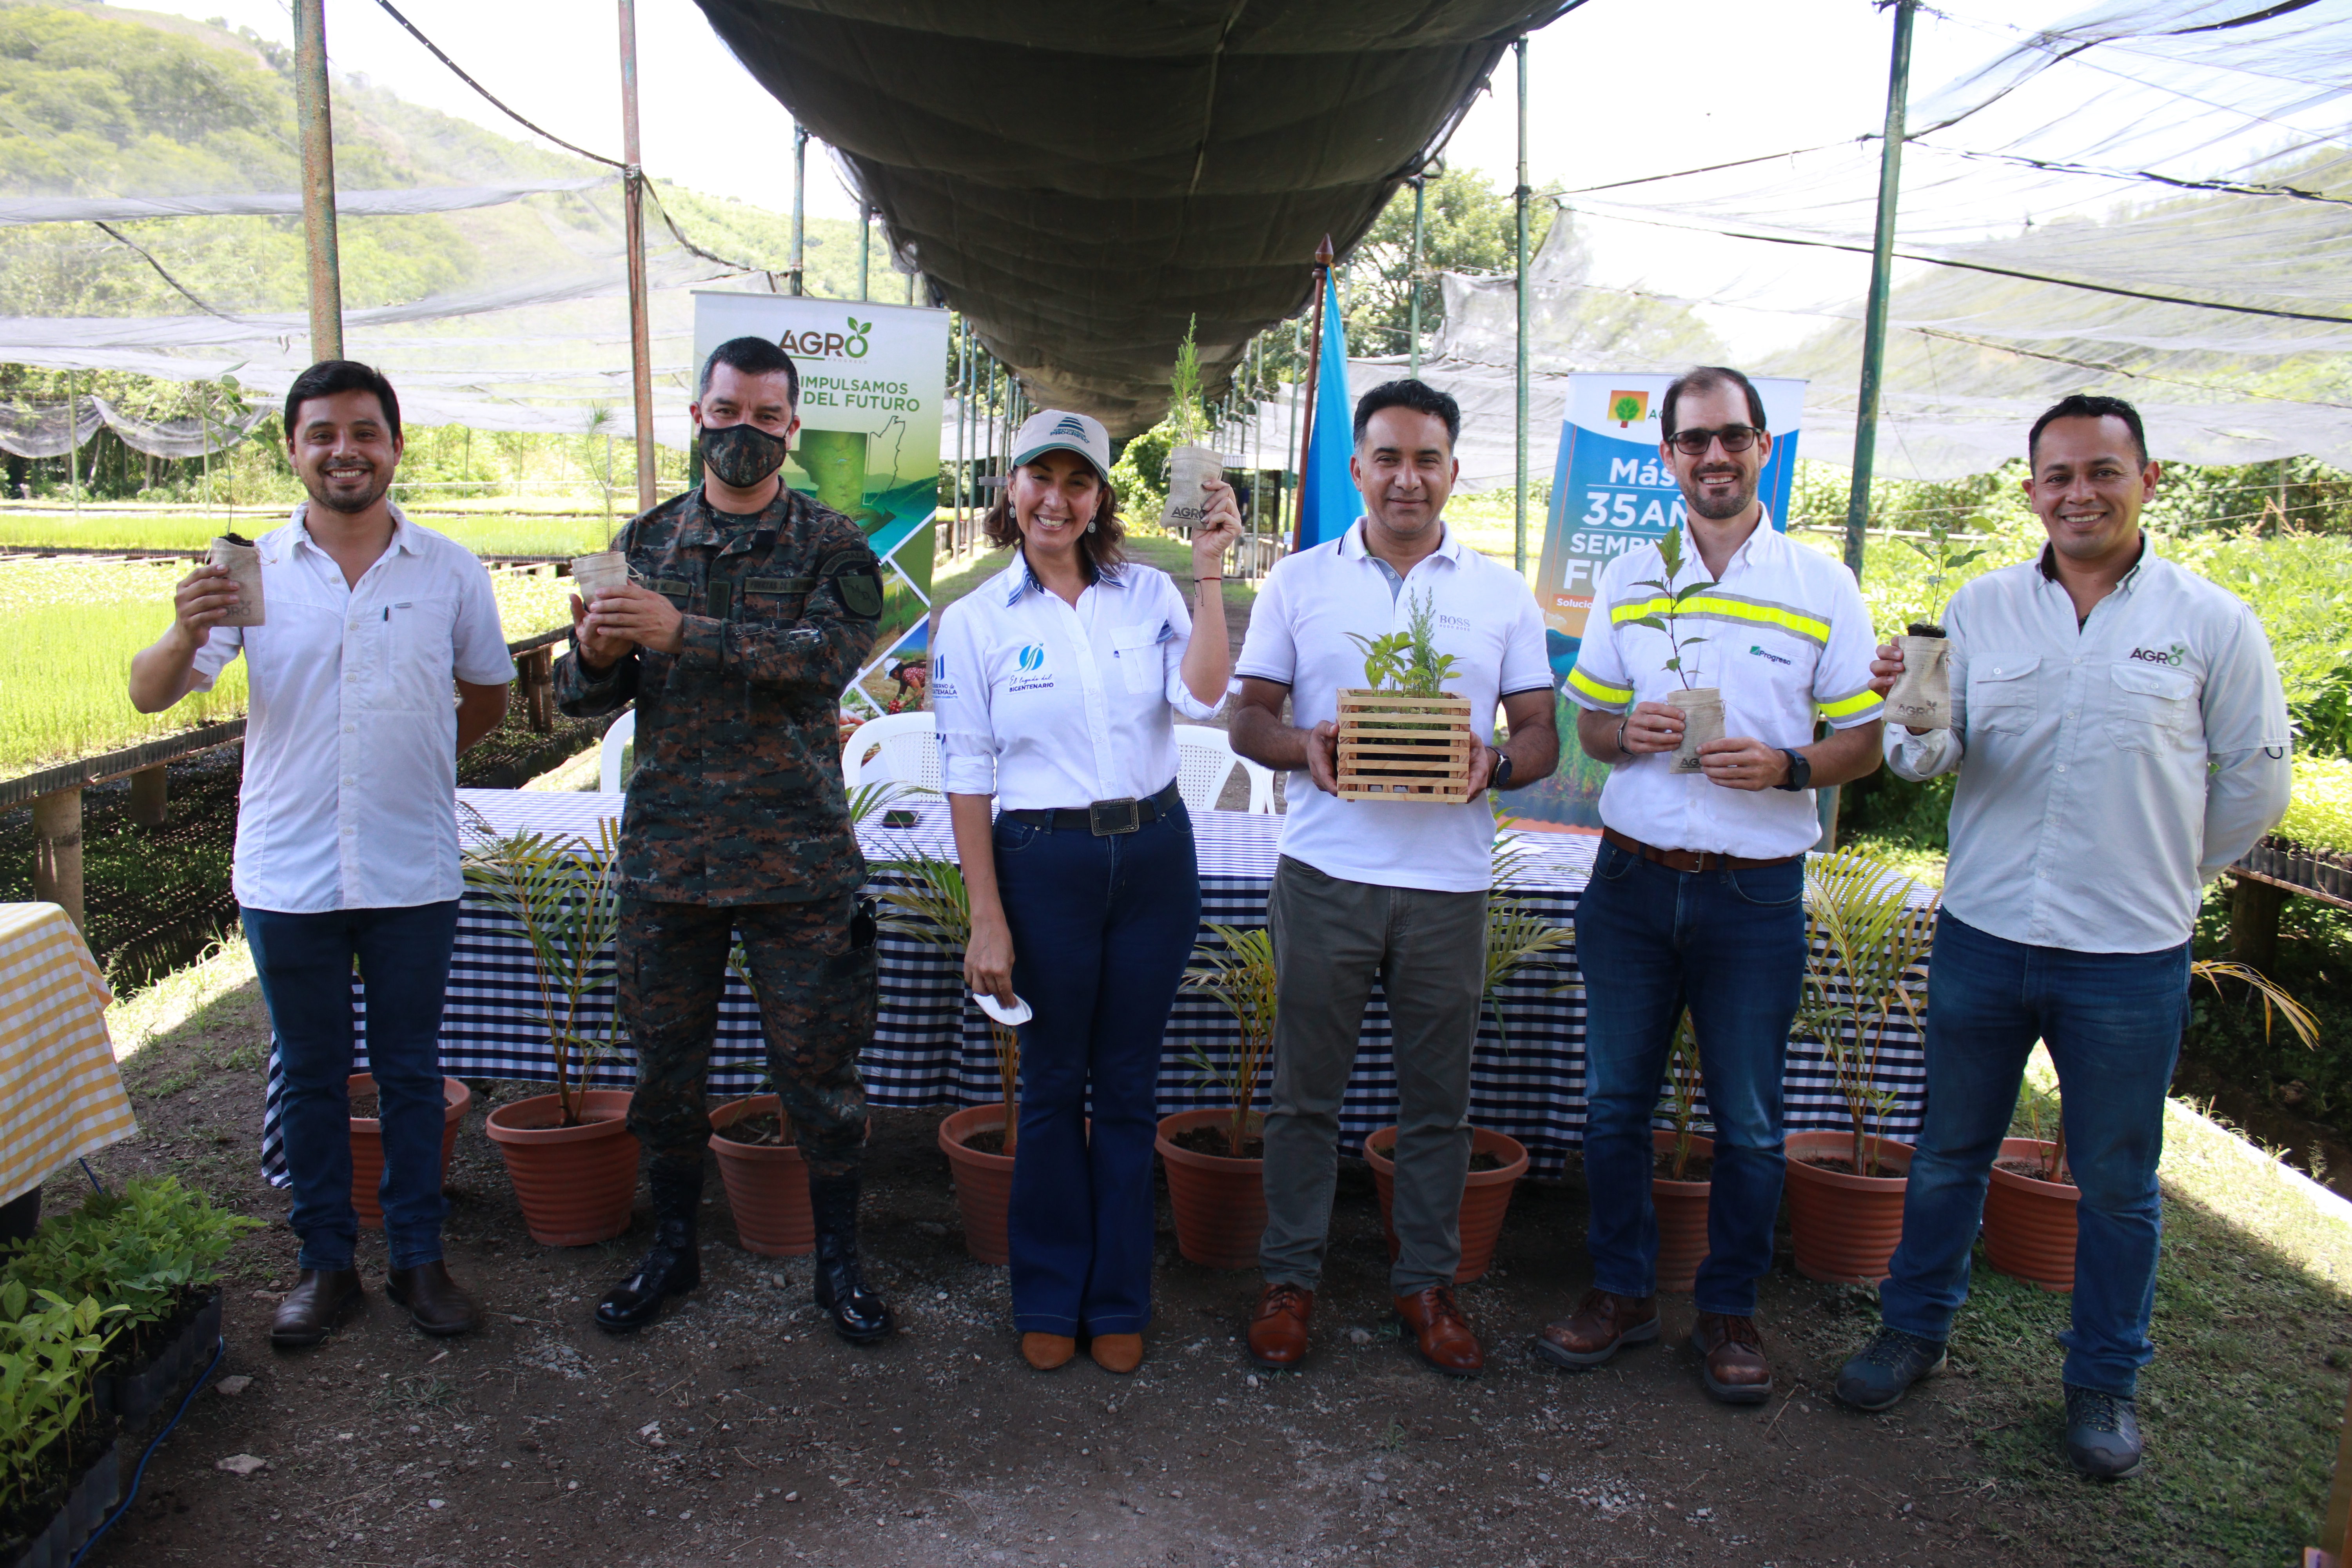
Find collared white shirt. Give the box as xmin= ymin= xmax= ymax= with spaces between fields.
xmin=1566 ymin=515 xmax=1882 ymax=860
xmin=1888 ymin=542 xmax=2290 ymax=953
xmin=192 ymin=503 xmax=514 ymax=913
xmin=1234 ymin=518 xmax=1552 ymax=894
xmin=932 ymin=556 xmax=1220 ymax=810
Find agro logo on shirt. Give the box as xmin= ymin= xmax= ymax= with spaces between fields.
xmin=1009 ymin=642 xmax=1054 ymax=693
xmin=2128 ymin=642 xmax=2189 ymax=667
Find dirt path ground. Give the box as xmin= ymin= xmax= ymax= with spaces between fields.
xmin=45 ymin=970 xmax=2095 ymax=1568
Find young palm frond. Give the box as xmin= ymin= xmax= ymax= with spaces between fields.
xmin=1795 ymin=847 xmax=1937 ymax=1176
xmin=460 ymin=817 xmax=624 ymax=1126
xmin=1183 ymin=923 xmax=1279 ymax=1158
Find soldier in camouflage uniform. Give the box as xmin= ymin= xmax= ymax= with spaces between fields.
xmin=554 ymin=335 xmax=894 ymax=1343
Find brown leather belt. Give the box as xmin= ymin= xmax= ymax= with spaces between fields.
xmin=1602 ymin=827 xmax=1802 ymax=874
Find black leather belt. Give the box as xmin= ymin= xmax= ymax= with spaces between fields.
xmin=1002 ymin=780 xmax=1183 ymax=837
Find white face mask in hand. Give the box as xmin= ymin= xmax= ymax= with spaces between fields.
xmin=974 ymin=992 xmax=1032 ymax=1027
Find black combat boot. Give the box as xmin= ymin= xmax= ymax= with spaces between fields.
xmin=808 ymin=1171 xmax=894 ymax=1344
xmin=595 ymin=1158 xmax=703 ymax=1334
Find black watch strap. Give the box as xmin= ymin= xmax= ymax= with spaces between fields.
xmin=1774 ymin=746 xmax=1811 ymax=791
xmin=1491 ymin=749 xmax=1514 ymax=791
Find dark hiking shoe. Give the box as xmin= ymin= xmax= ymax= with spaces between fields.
xmin=1835 ymin=1326 xmax=1948 ymax=1412
xmin=2064 ymin=1385 xmax=2143 ymax=1480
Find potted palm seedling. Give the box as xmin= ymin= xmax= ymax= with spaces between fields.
xmin=468 ymin=817 xmax=642 ymax=1246
xmin=1630 ymin=524 xmax=1720 ymax=773
xmin=1782 ymin=847 xmax=1936 ymax=1284
xmin=1650 ymin=1012 xmax=1714 ymax=1293
xmin=1338 ymin=590 xmax=1474 ymax=801
xmin=1158 ymin=316 xmax=1223 ymax=535
xmin=1884 ymin=513 xmax=1984 ymax=731
xmin=1159 ymin=923 xmax=1279 ymax=1269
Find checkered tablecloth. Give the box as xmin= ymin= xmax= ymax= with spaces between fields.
xmin=261 ymin=791 xmax=1930 ymax=1184
xmin=0 ymin=904 xmax=138 ymax=1204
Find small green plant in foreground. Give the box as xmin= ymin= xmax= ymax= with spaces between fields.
xmin=1898 ymin=510 xmax=1986 ymax=636
xmin=1348 ymin=588 xmax=1461 ymax=697
xmin=0 ymin=1175 xmax=260 ymax=1332
xmin=1182 ymin=922 xmax=1278 ymax=1158
xmin=1630 ymin=525 xmax=1716 ymax=688
xmin=0 ymin=1283 xmax=121 ymax=1520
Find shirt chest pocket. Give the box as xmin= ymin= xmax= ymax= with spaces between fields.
xmin=364 ymin=596 xmax=461 ymax=713
xmin=2107 ymin=662 xmax=2196 ymax=754
xmin=1112 ymin=624 xmax=1165 ymax=696
xmin=740 ymin=575 xmax=814 ymax=622
xmin=1967 ymin=656 xmax=2040 ymax=734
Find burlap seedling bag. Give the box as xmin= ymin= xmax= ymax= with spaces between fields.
xmin=1885 ymin=633 xmax=1953 ymax=730
xmin=571 ymin=551 xmax=632 ymax=599
xmin=208 ymin=533 xmax=265 ymax=627
xmin=1160 ymin=443 xmax=1223 ymax=532
xmin=1669 ymin=686 xmax=1724 ymax=775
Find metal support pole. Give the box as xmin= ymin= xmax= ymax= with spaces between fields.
xmin=953 ymin=317 xmax=969 ymax=556
xmin=858 ymin=205 xmax=872 ymax=302
xmin=789 ymin=126 xmax=808 ymax=297
xmin=293 ymin=0 xmax=343 ymax=361
xmin=1408 ymin=174 xmax=1426 ymax=381
xmin=66 ymin=372 xmax=79 ymax=514
xmin=1844 ymin=0 xmax=1916 ymax=581
xmin=1293 ymin=236 xmax=1333 ymax=554
xmin=1514 ymin=36 xmax=1531 ymax=578
xmin=1287 ymin=313 xmax=1305 ymax=544
xmin=32 ymin=788 xmax=82 ymax=933
xmin=618 ymin=0 xmax=657 ymax=512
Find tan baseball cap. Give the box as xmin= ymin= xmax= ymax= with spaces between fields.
xmin=1011 ymin=408 xmax=1113 ymax=477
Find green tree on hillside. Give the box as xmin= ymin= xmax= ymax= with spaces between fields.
xmin=1343 ymin=167 xmax=1564 ymax=359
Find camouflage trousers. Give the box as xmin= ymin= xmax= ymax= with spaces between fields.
xmin=618 ymin=892 xmax=877 ymax=1180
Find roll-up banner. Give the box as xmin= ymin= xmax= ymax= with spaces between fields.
xmin=693 ymin=292 xmax=949 ymax=714
xmin=1509 ymin=372 xmax=1806 ymax=833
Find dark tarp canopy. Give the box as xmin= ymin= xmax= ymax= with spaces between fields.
xmin=693 ymin=0 xmax=1579 ymax=436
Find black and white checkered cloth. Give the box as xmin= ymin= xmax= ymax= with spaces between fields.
xmin=261 ymin=790 xmax=1929 ymax=1185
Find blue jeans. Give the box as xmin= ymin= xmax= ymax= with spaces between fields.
xmin=995 ymin=801 xmax=1200 ymax=1337
xmin=243 ymin=901 xmax=460 ymax=1273
xmin=1575 ymin=842 xmax=1807 ymax=1315
xmin=1880 ymin=912 xmax=2189 ymax=1397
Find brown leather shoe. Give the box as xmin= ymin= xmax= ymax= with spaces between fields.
xmin=1089 ymin=1333 xmax=1143 ymax=1374
xmin=1691 ymin=1311 xmax=1773 ymax=1404
xmin=1533 ymin=1288 xmax=1661 ymax=1370
xmin=1021 ymin=1333 xmax=1075 ymax=1370
xmin=1247 ymin=1283 xmax=1314 ymax=1370
xmin=270 ymin=1267 xmax=362 ymax=1348
xmin=385 ymin=1261 xmax=479 ymax=1338
xmin=1394 ymin=1285 xmax=1484 ymax=1378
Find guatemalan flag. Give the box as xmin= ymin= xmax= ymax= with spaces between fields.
xmin=1295 ymin=265 xmax=1357 ymax=552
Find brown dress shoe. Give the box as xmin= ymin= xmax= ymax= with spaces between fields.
xmin=1533 ymin=1288 xmax=1661 ymax=1370
xmin=1247 ymin=1283 xmax=1314 ymax=1370
xmin=1021 ymin=1333 xmax=1076 ymax=1371
xmin=1394 ymin=1285 xmax=1484 ymax=1377
xmin=1089 ymin=1333 xmax=1143 ymax=1374
xmin=1691 ymin=1311 xmax=1773 ymax=1404
xmin=385 ymin=1261 xmax=479 ymax=1338
xmin=270 ymin=1268 xmax=362 ymax=1348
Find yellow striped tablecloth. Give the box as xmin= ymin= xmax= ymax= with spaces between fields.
xmin=0 ymin=903 xmax=137 ymax=1204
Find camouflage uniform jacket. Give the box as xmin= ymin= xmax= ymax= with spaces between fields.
xmin=554 ymin=483 xmax=884 ymax=906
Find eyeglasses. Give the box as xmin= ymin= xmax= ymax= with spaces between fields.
xmin=1668 ymin=424 xmax=1762 ymax=456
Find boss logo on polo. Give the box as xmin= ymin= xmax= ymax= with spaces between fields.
xmin=1437 ymin=613 xmax=1472 ymax=631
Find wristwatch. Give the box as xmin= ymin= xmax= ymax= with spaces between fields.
xmin=1774 ymin=747 xmax=1812 ymax=791
xmin=1491 ymin=749 xmax=1514 ymax=791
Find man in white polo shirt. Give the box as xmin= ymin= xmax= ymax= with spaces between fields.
xmin=1835 ymin=394 xmax=2289 ymax=1481
xmin=1230 ymin=379 xmax=1557 ymax=1378
xmin=130 ymin=361 xmax=514 ymax=1347
xmin=1544 ymin=366 xmax=1884 ymax=1405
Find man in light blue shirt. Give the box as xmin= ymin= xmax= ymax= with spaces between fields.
xmin=1834 ymin=394 xmax=2290 ymax=1481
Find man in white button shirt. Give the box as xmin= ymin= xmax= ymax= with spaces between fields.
xmin=1230 ymin=379 xmax=1559 ymax=1379
xmin=131 ymin=361 xmax=514 ymax=1347
xmin=1835 ymin=395 xmax=2290 ymax=1480
xmin=1544 ymin=367 xmax=1884 ymax=1406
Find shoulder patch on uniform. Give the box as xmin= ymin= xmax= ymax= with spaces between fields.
xmin=817 ymin=546 xmax=883 ymax=618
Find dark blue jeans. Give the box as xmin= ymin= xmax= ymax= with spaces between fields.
xmin=995 ymin=801 xmax=1200 ymax=1336
xmin=1575 ymin=841 xmax=1807 ymax=1315
xmin=1880 ymin=912 xmax=2189 ymax=1397
xmin=243 ymin=901 xmax=460 ymax=1273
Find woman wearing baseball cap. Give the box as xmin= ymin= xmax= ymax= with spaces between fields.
xmin=931 ymin=408 xmax=1242 ymax=1374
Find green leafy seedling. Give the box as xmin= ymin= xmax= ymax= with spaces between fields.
xmin=1630 ymin=526 xmax=1716 ymax=689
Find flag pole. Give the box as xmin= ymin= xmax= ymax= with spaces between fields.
xmin=618 ymin=0 xmax=656 ymax=512
xmin=1514 ymin=35 xmax=1531 ymax=577
xmin=293 ymin=0 xmax=342 ymax=361
xmin=1292 ymin=234 xmax=1334 ymax=554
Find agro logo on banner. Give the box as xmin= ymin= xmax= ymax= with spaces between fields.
xmin=1510 ymin=372 xmax=1806 ymax=832
xmin=693 ymin=291 xmax=950 ymax=715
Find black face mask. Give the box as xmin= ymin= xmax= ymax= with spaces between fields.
xmin=699 ymin=420 xmax=789 ymax=489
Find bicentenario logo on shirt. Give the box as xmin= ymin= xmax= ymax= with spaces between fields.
xmin=1009 ymin=642 xmax=1053 ymax=693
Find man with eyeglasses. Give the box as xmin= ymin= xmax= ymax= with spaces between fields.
xmin=1542 ymin=367 xmax=1884 ymax=1404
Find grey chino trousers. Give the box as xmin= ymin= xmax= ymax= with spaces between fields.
xmin=1259 ymin=856 xmax=1488 ymax=1295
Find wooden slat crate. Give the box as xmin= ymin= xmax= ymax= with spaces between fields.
xmin=1336 ymin=690 xmax=1474 ymax=803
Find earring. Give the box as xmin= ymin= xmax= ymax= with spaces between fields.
xmin=1087 ymin=519 xmax=1097 ymax=534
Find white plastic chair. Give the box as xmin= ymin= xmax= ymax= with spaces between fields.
xmin=1174 ymin=724 xmax=1276 ymax=815
xmin=841 ymin=711 xmax=944 ymax=793
xmin=598 ymin=709 xmax=635 ymax=794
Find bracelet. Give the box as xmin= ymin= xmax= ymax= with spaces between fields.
xmin=1615 ymin=716 xmax=1629 ymax=757
xmin=1194 ymin=576 xmax=1223 ymax=584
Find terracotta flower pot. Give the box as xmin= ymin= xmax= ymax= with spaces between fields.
xmin=938 ymin=1104 xmax=1016 ymax=1266
xmin=483 ymin=1089 xmax=639 ymax=1246
xmin=1651 ymin=1128 xmax=1714 ymax=1294
xmin=1982 ymin=1136 xmax=2078 ymax=1293
xmin=1155 ymin=1107 xmax=1268 ymax=1270
xmin=710 ymin=1094 xmax=813 ymax=1258
xmin=1363 ymin=1125 xmax=1530 ymax=1284
xmin=347 ymin=1074 xmax=471 ymax=1230
xmin=1782 ymin=1130 xmax=1914 ymax=1285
